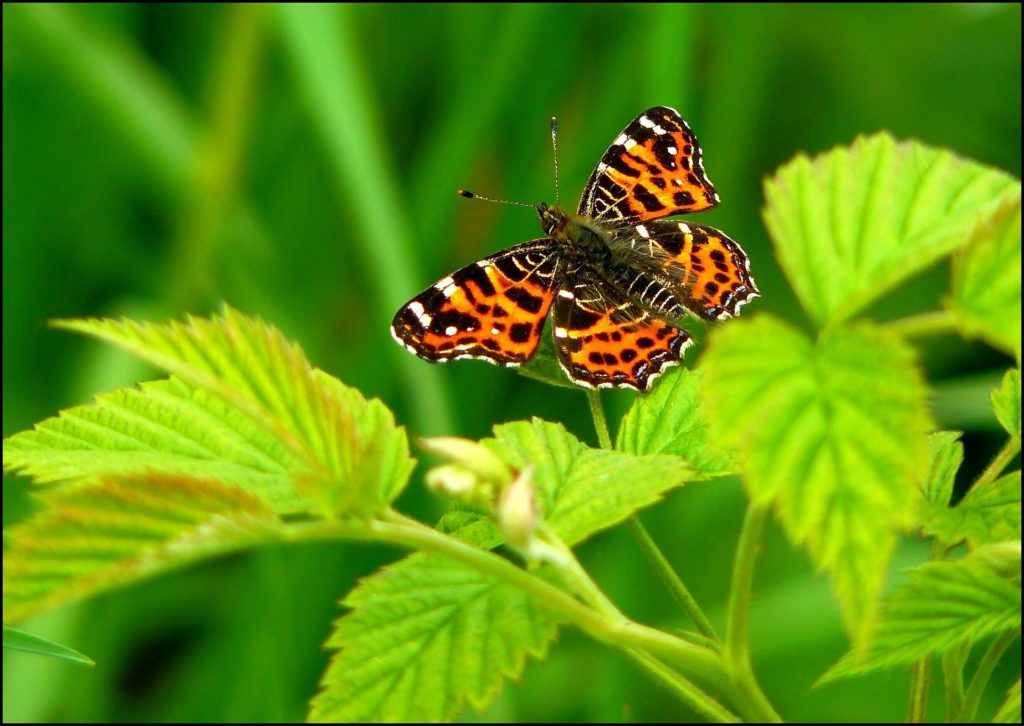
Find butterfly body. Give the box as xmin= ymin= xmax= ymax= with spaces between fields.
xmin=391 ymin=106 xmax=759 ymax=391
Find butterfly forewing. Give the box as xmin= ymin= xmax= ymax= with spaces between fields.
xmin=613 ymin=221 xmax=760 ymax=320
xmin=552 ymin=264 xmax=691 ymax=390
xmin=579 ymin=106 xmax=720 ymax=225
xmin=391 ymin=240 xmax=562 ymax=366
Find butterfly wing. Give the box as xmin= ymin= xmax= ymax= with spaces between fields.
xmin=391 ymin=240 xmax=562 ymax=366
xmin=552 ymin=262 xmax=691 ymax=390
xmin=579 ymin=106 xmax=719 ymax=225
xmin=613 ymin=221 xmax=759 ymax=320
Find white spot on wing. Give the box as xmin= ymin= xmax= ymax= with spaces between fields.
xmin=434 ymin=276 xmax=454 ymax=290
xmin=558 ymin=290 xmax=575 ymax=299
xmin=667 ymin=146 xmax=678 ymax=155
xmin=636 ymin=225 xmax=650 ymax=238
xmin=445 ymin=325 xmax=458 ymax=336
xmin=554 ymin=327 xmax=568 ymax=338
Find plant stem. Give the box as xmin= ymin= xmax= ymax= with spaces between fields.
xmin=284 ymin=512 xmax=732 ymax=694
xmin=908 ymin=658 xmax=932 ymax=722
xmin=536 ymin=523 xmax=737 ymax=722
xmin=909 ymin=539 xmax=948 ymax=721
xmin=957 ymin=628 xmax=1019 ymax=722
xmin=627 ymin=516 xmax=722 ymax=644
xmin=624 ymin=649 xmax=740 ymax=723
xmin=537 ymin=522 xmax=624 ymax=620
xmin=586 ymin=388 xmax=614 ymax=449
xmin=585 ymin=389 xmax=722 ymax=642
xmin=941 ymin=640 xmax=969 ymax=721
xmin=972 ymin=435 xmax=1021 ymax=491
xmin=725 ymin=503 xmax=782 ymax=723
xmin=886 ymin=310 xmax=958 ymax=339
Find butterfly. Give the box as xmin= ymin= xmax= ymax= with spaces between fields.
xmin=391 ymin=106 xmax=759 ymax=391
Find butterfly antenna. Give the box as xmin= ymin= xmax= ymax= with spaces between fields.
xmin=550 ymin=116 xmax=560 ymax=207
xmin=456 ymin=189 xmax=536 ymax=208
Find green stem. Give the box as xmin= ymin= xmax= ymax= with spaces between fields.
xmin=628 ymin=517 xmax=722 ymax=644
xmin=624 ymin=649 xmax=740 ymax=723
xmin=284 ymin=512 xmax=732 ymax=695
xmin=972 ymin=436 xmax=1021 ymax=491
xmin=941 ymin=640 xmax=969 ymax=721
xmin=725 ymin=503 xmax=782 ymax=723
xmin=585 ymin=389 xmax=722 ymax=643
xmin=886 ymin=310 xmax=958 ymax=339
xmin=536 ymin=522 xmax=624 ymax=620
xmin=909 ymin=539 xmax=948 ymax=721
xmin=957 ymin=628 xmax=1019 ymax=722
xmin=586 ymin=389 xmax=614 ymax=449
xmin=535 ymin=521 xmax=736 ymax=722
xmin=908 ymin=658 xmax=932 ymax=722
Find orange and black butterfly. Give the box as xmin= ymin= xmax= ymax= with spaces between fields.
xmin=391 ymin=106 xmax=758 ymax=391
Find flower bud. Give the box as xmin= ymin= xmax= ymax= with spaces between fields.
xmin=418 ymin=437 xmax=513 ymax=486
xmin=497 ymin=466 xmax=537 ymax=550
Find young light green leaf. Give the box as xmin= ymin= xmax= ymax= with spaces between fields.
xmin=992 ymin=368 xmax=1021 ymax=438
xmin=3 ymin=474 xmax=283 ymax=623
xmin=947 ymin=196 xmax=1022 ymax=360
xmin=700 ymin=315 xmax=934 ymax=646
xmin=763 ymin=133 xmax=1020 ymax=326
xmin=925 ymin=472 xmax=1021 ymax=549
xmin=616 ymin=367 xmax=735 ymax=478
xmin=3 ymin=377 xmax=307 ymax=513
xmin=310 ymin=512 xmax=559 ymax=722
xmin=51 ymin=306 xmax=414 ymax=515
xmin=994 ymin=679 xmax=1022 ymax=724
xmin=3 ymin=627 xmax=94 ymax=666
xmin=821 ymin=545 xmax=1021 ymax=682
xmin=921 ymin=431 xmax=964 ymax=507
xmin=487 ymin=418 xmax=693 ymax=546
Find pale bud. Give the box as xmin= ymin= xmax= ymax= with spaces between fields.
xmin=418 ymin=437 xmax=513 ymax=486
xmin=497 ymin=466 xmax=537 ymax=550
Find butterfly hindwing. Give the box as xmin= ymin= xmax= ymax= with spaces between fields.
xmin=391 ymin=240 xmax=562 ymax=366
xmin=613 ymin=221 xmax=760 ymax=320
xmin=579 ymin=106 xmax=720 ymax=225
xmin=552 ymin=264 xmax=691 ymax=390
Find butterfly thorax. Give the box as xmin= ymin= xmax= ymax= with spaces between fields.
xmin=537 ymin=203 xmax=611 ymax=256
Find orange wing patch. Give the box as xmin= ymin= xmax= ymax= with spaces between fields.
xmin=552 ymin=269 xmax=691 ymax=390
xmin=580 ymin=106 xmax=719 ymax=225
xmin=391 ymin=241 xmax=561 ymax=366
xmin=619 ymin=222 xmax=760 ymax=321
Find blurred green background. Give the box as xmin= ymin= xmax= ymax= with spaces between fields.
xmin=3 ymin=3 xmax=1020 ymax=722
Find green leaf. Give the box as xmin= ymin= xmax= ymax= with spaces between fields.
xmin=921 ymin=431 xmax=964 ymax=508
xmin=763 ymin=133 xmax=1020 ymax=326
xmin=992 ymin=368 xmax=1022 ymax=438
xmin=926 ymin=472 xmax=1022 ymax=548
xmin=947 ymin=196 xmax=1022 ymax=360
xmin=994 ymin=679 xmax=1022 ymax=724
xmin=3 ymin=474 xmax=282 ymax=623
xmin=310 ymin=512 xmax=559 ymax=722
xmin=49 ymin=306 xmax=415 ymax=515
xmin=488 ymin=418 xmax=693 ymax=546
xmin=616 ymin=367 xmax=735 ymax=479
xmin=822 ymin=545 xmax=1021 ymax=681
xmin=3 ymin=627 xmax=94 ymax=666
xmin=700 ymin=315 xmax=934 ymax=646
xmin=4 ymin=377 xmax=307 ymax=513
